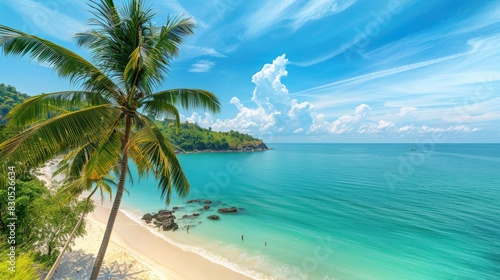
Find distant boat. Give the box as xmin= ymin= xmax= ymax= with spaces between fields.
xmin=410 ymin=148 xmax=418 ymax=151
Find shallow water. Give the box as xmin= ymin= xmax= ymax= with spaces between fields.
xmin=120 ymin=144 xmax=500 ymax=279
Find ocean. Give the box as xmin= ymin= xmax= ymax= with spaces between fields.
xmin=118 ymin=143 xmax=500 ymax=279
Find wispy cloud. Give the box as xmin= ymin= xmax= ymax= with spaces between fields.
xmin=294 ymin=52 xmax=469 ymax=96
xmin=243 ymin=0 xmax=295 ymax=38
xmin=243 ymin=0 xmax=355 ymax=39
xmin=189 ymin=60 xmax=215 ymax=72
xmin=4 ymin=0 xmax=85 ymax=41
xmin=180 ymin=45 xmax=226 ymax=59
xmin=292 ymin=0 xmax=500 ymax=68
xmin=290 ymin=0 xmax=355 ymax=30
xmin=158 ymin=0 xmax=209 ymax=29
xmin=290 ymin=44 xmax=350 ymax=67
xmin=289 ymin=31 xmax=500 ymax=134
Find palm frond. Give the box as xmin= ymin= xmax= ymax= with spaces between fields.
xmin=136 ymin=17 xmax=196 ymax=93
xmin=0 ymin=105 xmax=121 ymax=168
xmin=128 ymin=114 xmax=189 ymax=204
xmin=4 ymin=91 xmax=111 ymax=128
xmin=84 ymin=123 xmax=122 ymax=180
xmin=0 ymin=25 xmax=120 ymax=99
xmin=57 ymin=175 xmax=116 ymax=205
xmin=147 ymin=89 xmax=221 ymax=113
xmin=153 ymin=17 xmax=195 ymax=58
xmin=54 ymin=142 xmax=98 ymax=178
xmin=141 ymin=101 xmax=180 ymax=132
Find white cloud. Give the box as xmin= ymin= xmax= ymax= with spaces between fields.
xmin=158 ymin=0 xmax=209 ymax=29
xmin=398 ymin=106 xmax=417 ymax=117
xmin=296 ymin=52 xmax=469 ymax=95
xmin=189 ymin=60 xmax=215 ymax=72
xmin=243 ymin=0 xmax=356 ymax=38
xmin=180 ymin=45 xmax=226 ymax=59
xmin=184 ymin=55 xmax=483 ymax=140
xmin=250 ymin=54 xmax=291 ymax=109
xmin=398 ymin=125 xmax=414 ymax=133
xmin=185 ymin=54 xmax=314 ymax=136
xmin=310 ymin=103 xmax=370 ymax=134
xmin=395 ymin=124 xmax=480 ymax=134
xmin=186 ymin=112 xmax=214 ymax=127
xmin=4 ymin=0 xmax=85 ymax=41
xmin=418 ymin=125 xmax=480 ymax=133
xmin=358 ymin=120 xmax=395 ymax=134
xmin=290 ymin=0 xmax=356 ymax=30
xmin=290 ymin=32 xmax=500 ymax=136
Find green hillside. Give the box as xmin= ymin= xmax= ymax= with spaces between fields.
xmin=158 ymin=120 xmax=268 ymax=152
xmin=0 ymin=83 xmax=29 ymax=122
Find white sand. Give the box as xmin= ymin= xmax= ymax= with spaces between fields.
xmin=52 ymin=203 xmax=254 ymax=280
xmin=38 ymin=159 xmax=255 ymax=280
xmin=52 ymin=216 xmax=163 ymax=280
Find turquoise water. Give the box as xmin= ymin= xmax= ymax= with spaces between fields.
xmin=119 ymin=144 xmax=500 ymax=279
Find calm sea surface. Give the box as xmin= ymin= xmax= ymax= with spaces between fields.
xmin=119 ymin=144 xmax=500 ymax=279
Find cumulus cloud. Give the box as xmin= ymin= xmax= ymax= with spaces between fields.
xmin=186 ymin=54 xmax=314 ymax=136
xmin=394 ymin=124 xmax=480 ymax=134
xmin=418 ymin=125 xmax=480 ymax=133
xmin=398 ymin=125 xmax=414 ymax=133
xmin=310 ymin=104 xmax=370 ymax=134
xmin=398 ymin=106 xmax=417 ymax=117
xmin=183 ymin=54 xmax=481 ymax=140
xmin=189 ymin=60 xmax=215 ymax=72
xmin=358 ymin=120 xmax=396 ymax=134
xmin=186 ymin=112 xmax=214 ymax=127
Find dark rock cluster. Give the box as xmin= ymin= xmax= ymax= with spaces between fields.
xmin=144 ymin=199 xmax=244 ymax=227
xmin=218 ymin=207 xmax=238 ymax=213
xmin=208 ymin=215 xmax=220 ymax=220
xmin=142 ymin=209 xmax=178 ymax=231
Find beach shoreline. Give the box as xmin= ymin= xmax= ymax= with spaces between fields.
xmin=54 ymin=201 xmax=255 ymax=280
xmin=37 ymin=158 xmax=257 ymax=280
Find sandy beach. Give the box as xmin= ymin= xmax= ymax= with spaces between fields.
xmin=37 ymin=159 xmax=254 ymax=280
xmin=53 ymin=202 xmax=254 ymax=280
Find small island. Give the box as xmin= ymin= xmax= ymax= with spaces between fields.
xmin=158 ymin=120 xmax=269 ymax=153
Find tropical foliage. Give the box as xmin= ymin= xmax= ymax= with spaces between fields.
xmin=0 ymin=83 xmax=29 ymax=122
xmin=0 ymin=0 xmax=220 ymax=278
xmin=0 ymin=248 xmax=41 ymax=280
xmin=0 ymin=175 xmax=90 ymax=270
xmin=160 ymin=120 xmax=266 ymax=151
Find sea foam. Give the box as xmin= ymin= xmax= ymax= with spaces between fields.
xmin=119 ymin=208 xmax=276 ymax=280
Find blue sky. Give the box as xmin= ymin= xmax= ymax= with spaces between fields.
xmin=1 ymin=0 xmax=499 ymax=143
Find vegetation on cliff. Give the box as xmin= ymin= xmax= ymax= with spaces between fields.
xmin=158 ymin=120 xmax=268 ymax=152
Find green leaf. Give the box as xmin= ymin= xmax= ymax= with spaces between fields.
xmin=147 ymin=88 xmax=221 ymax=113
xmin=129 ymin=114 xmax=189 ymax=204
xmin=0 ymin=25 xmax=120 ymax=98
xmin=5 ymin=91 xmax=111 ymax=128
xmin=0 ymin=105 xmax=121 ymax=168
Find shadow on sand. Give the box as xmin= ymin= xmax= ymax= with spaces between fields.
xmin=49 ymin=249 xmax=151 ymax=280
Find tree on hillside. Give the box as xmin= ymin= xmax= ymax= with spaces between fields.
xmin=0 ymin=0 xmax=220 ymax=278
xmin=0 ymin=84 xmax=29 ymax=122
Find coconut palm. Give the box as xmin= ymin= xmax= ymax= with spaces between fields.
xmin=45 ymin=154 xmax=117 ymax=280
xmin=0 ymin=0 xmax=220 ymax=278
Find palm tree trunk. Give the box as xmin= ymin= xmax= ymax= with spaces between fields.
xmin=90 ymin=115 xmax=132 ymax=280
xmin=45 ymin=186 xmax=98 ymax=280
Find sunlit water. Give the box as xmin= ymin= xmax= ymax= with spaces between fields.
xmin=118 ymin=144 xmax=500 ymax=279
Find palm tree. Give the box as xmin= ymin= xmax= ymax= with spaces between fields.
xmin=0 ymin=0 xmax=220 ymax=278
xmin=45 ymin=154 xmax=117 ymax=280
